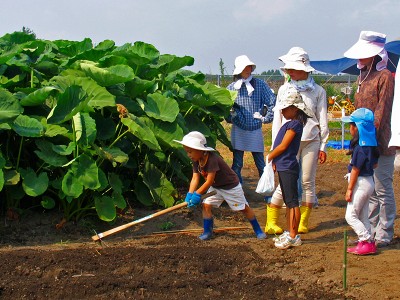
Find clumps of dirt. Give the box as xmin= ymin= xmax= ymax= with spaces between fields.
xmin=0 ymin=235 xmax=344 ymax=299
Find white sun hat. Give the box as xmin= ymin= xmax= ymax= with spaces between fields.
xmin=174 ymin=131 xmax=215 ymax=151
xmin=274 ymin=87 xmax=315 ymax=118
xmin=279 ymin=47 xmax=315 ymax=72
xmin=232 ymin=55 xmax=256 ymax=75
xmin=344 ymin=31 xmax=386 ymax=59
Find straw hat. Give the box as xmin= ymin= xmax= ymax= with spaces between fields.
xmin=174 ymin=131 xmax=215 ymax=151
xmin=232 ymin=55 xmax=256 ymax=75
xmin=274 ymin=87 xmax=314 ymax=118
xmin=341 ymin=108 xmax=377 ymax=146
xmin=344 ymin=31 xmax=386 ymax=59
xmin=279 ymin=47 xmax=315 ymax=72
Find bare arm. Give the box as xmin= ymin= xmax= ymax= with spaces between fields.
xmin=194 ymin=172 xmax=216 ymax=195
xmin=188 ymin=172 xmax=201 ymax=193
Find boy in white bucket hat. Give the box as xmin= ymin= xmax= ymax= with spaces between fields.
xmin=266 ymin=47 xmax=329 ymax=236
xmin=174 ymin=131 xmax=266 ymax=240
xmin=344 ymin=31 xmax=395 ymax=248
xmin=226 ymin=55 xmax=275 ymax=186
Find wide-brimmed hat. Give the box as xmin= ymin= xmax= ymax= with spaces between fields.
xmin=274 ymin=87 xmax=314 ymax=118
xmin=341 ymin=108 xmax=377 ymax=146
xmin=232 ymin=55 xmax=256 ymax=75
xmin=344 ymin=31 xmax=386 ymax=59
xmin=279 ymin=47 xmax=315 ymax=72
xmin=174 ymin=131 xmax=215 ymax=151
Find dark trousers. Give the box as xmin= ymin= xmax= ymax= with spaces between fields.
xmin=232 ymin=150 xmax=265 ymax=184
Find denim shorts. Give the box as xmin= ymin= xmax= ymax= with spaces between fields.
xmin=277 ymin=167 xmax=300 ymax=209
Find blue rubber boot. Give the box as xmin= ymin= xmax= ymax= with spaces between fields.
xmin=249 ymin=218 xmax=267 ymax=240
xmin=199 ymin=218 xmax=213 ymax=240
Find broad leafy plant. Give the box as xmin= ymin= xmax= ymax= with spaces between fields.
xmin=0 ymin=31 xmax=236 ymax=222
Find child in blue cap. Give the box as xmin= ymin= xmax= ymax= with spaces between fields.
xmin=342 ymin=108 xmax=380 ymax=255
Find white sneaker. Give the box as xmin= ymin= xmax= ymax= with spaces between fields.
xmin=272 ymin=231 xmax=289 ymax=243
xmin=274 ymin=234 xmax=302 ymax=249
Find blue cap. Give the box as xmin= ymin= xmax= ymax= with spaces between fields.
xmin=341 ymin=108 xmax=377 ymax=146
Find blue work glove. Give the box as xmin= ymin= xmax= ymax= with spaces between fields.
xmin=188 ymin=192 xmax=202 ymax=208
xmin=184 ymin=192 xmax=193 ymax=205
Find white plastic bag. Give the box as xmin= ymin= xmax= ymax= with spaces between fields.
xmin=255 ymin=157 xmax=275 ymax=195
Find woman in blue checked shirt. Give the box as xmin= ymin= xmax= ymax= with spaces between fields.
xmin=227 ymin=55 xmax=276 ymax=184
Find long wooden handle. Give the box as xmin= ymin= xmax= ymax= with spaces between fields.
xmin=92 ymin=191 xmax=216 ymax=241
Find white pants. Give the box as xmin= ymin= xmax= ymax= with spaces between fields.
xmin=345 ymin=176 xmax=375 ymax=242
xmin=271 ymin=139 xmax=320 ymax=206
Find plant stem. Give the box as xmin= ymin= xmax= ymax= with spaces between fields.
xmin=16 ymin=136 xmax=24 ymax=170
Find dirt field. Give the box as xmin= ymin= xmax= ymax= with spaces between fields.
xmin=0 ymin=161 xmax=399 ymax=299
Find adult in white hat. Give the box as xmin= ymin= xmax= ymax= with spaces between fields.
xmin=174 ymin=131 xmax=266 ymax=240
xmin=344 ymin=31 xmax=395 ymax=248
xmin=265 ymin=47 xmax=329 ymax=236
xmin=226 ymin=55 xmax=276 ymax=184
xmin=389 ymin=59 xmax=400 ymax=172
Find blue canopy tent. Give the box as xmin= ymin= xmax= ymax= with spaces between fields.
xmin=310 ymin=40 xmax=400 ymax=75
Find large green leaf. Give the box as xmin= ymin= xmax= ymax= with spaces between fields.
xmin=4 ymin=170 xmax=20 ymax=185
xmin=148 ymin=118 xmax=184 ymax=149
xmin=47 ymin=85 xmax=89 ymax=124
xmin=124 ymin=77 xmax=156 ymax=98
xmin=141 ymin=93 xmax=179 ymax=123
xmin=121 ymin=116 xmax=161 ymax=151
xmin=34 ymin=140 xmax=69 ymax=167
xmin=79 ymin=112 xmax=97 ymax=145
xmin=112 ymin=191 xmax=126 ymax=209
xmin=73 ymin=112 xmax=82 ymax=141
xmin=69 ymin=154 xmax=100 ymax=190
xmin=80 ymin=63 xmax=135 ymax=86
xmin=50 ymin=75 xmax=116 ymax=109
xmin=141 ymin=161 xmax=175 ymax=207
xmin=44 ymin=123 xmax=70 ymax=137
xmin=62 ymin=170 xmax=83 ymax=198
xmin=10 ymin=115 xmax=44 ymax=137
xmin=134 ymin=179 xmax=154 ymax=207
xmin=151 ymin=54 xmax=194 ymax=74
xmin=0 ymin=88 xmax=23 ymax=122
xmin=41 ymin=196 xmax=56 ymax=209
xmin=94 ymin=195 xmax=116 ymax=221
xmin=108 ymin=173 xmax=123 ymax=194
xmin=97 ymin=146 xmax=129 ymax=166
xmin=19 ymin=87 xmax=57 ymax=106
xmin=112 ymin=41 xmax=160 ymax=68
xmin=54 ymin=38 xmax=93 ymax=57
xmin=20 ymin=168 xmax=49 ymax=196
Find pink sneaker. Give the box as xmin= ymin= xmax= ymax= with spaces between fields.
xmin=347 ymin=241 xmax=363 ymax=254
xmin=348 ymin=241 xmax=376 ymax=255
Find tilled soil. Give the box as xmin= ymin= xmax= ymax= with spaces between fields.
xmin=0 ymin=162 xmax=399 ymax=299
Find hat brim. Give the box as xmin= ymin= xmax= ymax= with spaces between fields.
xmin=280 ymin=61 xmax=314 ymax=72
xmin=233 ymin=64 xmax=256 ymax=75
xmin=173 ymin=140 xmax=215 ymax=151
xmin=274 ymin=103 xmax=314 ymax=118
xmin=343 ymin=40 xmax=384 ymax=59
xmin=341 ymin=116 xmax=353 ymax=123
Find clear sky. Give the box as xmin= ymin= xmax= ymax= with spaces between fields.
xmin=1 ymin=0 xmax=400 ymax=74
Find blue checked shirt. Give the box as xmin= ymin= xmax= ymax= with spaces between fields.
xmin=227 ymin=78 xmax=276 ymax=131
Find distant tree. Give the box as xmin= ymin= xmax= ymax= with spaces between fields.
xmin=219 ymin=58 xmax=226 ymax=78
xmin=22 ymin=26 xmax=36 ymax=39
